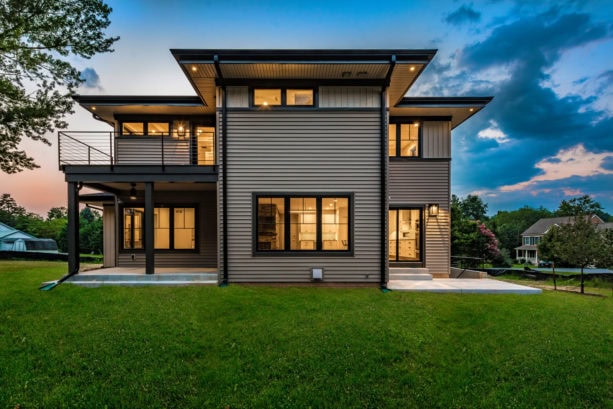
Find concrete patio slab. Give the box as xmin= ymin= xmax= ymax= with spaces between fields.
xmin=388 ymin=278 xmax=542 ymax=294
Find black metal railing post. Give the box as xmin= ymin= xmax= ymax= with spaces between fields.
xmin=161 ymin=134 xmax=165 ymax=169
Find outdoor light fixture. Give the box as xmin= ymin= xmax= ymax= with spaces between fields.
xmin=129 ymin=183 xmax=137 ymax=201
xmin=177 ymin=122 xmax=186 ymax=137
xmin=428 ymin=204 xmax=439 ymax=217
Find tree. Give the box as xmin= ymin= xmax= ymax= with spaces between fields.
xmin=79 ymin=208 xmax=102 ymax=254
xmin=556 ymin=195 xmax=603 ymax=218
xmin=488 ymin=206 xmax=553 ymax=254
xmin=0 ymin=0 xmax=119 ymax=173
xmin=457 ymin=194 xmax=488 ymax=221
xmin=47 ymin=207 xmax=67 ymax=220
xmin=538 ymin=225 xmax=563 ymax=290
xmin=0 ymin=192 xmax=26 ymax=225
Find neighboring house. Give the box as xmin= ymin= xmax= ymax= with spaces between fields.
xmin=515 ymin=215 xmax=605 ymax=264
xmin=0 ymin=222 xmax=58 ymax=253
xmin=58 ymin=48 xmax=492 ymax=285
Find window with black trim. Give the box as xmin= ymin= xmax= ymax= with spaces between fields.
xmin=121 ymin=121 xmax=171 ymax=136
xmin=256 ymin=195 xmax=350 ymax=253
xmin=389 ymin=122 xmax=420 ymax=157
xmin=122 ymin=206 xmax=196 ymax=250
xmin=252 ymin=88 xmax=314 ymax=107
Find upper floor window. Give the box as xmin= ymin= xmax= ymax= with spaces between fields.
xmin=252 ymin=88 xmax=315 ymax=107
xmin=389 ymin=122 xmax=420 ymax=157
xmin=121 ymin=121 xmax=171 ymax=136
xmin=523 ymin=236 xmax=540 ymax=246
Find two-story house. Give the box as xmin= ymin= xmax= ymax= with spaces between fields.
xmin=59 ymin=49 xmax=491 ymax=286
xmin=515 ymin=215 xmax=606 ymax=264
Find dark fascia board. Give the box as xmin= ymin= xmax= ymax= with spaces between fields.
xmin=397 ymin=96 xmax=494 ymax=108
xmin=170 ymin=49 xmax=437 ymax=64
xmin=73 ymin=95 xmax=204 ymax=107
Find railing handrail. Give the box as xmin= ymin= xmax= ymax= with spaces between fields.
xmin=58 ymin=131 xmax=112 ymax=161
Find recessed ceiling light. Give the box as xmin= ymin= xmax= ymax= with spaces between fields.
xmin=469 ymin=108 xmax=474 ymax=112
xmin=410 ymin=66 xmax=416 ymax=72
xmin=91 ymin=106 xmax=96 ymax=111
xmin=191 ymin=65 xmax=197 ymax=72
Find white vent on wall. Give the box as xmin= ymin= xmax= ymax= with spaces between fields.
xmin=311 ymin=267 xmax=324 ymax=281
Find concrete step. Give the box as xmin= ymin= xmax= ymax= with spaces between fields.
xmin=66 ymin=273 xmax=218 ymax=286
xmin=389 ymin=268 xmax=432 ymax=281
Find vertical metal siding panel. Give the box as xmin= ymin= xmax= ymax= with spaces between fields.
xmin=103 ymin=205 xmax=115 ymax=267
xmin=422 ymin=121 xmax=450 ymax=159
xmin=224 ymin=110 xmax=381 ymax=282
xmin=319 ymin=87 xmax=381 ymax=108
xmin=389 ymin=161 xmax=450 ymax=275
xmin=227 ymin=86 xmax=249 ymax=108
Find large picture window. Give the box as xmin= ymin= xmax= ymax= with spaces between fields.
xmin=255 ymin=194 xmax=351 ymax=253
xmin=389 ymin=122 xmax=420 ymax=157
xmin=123 ymin=205 xmax=196 ymax=250
xmin=120 ymin=121 xmax=171 ymax=136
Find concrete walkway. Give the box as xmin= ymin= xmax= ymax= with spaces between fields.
xmin=388 ymin=278 xmax=542 ymax=294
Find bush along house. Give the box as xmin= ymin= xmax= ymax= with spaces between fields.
xmin=59 ymin=49 xmax=492 ymax=286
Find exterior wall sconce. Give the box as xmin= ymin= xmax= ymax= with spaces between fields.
xmin=428 ymin=204 xmax=439 ymax=217
xmin=129 ymin=183 xmax=137 ymax=201
xmin=176 ymin=122 xmax=187 ymax=138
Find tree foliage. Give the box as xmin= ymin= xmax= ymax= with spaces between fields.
xmin=488 ymin=206 xmax=554 ymax=254
xmin=0 ymin=0 xmax=118 ymax=173
xmin=451 ymin=194 xmax=502 ymax=266
xmin=556 ymin=195 xmax=607 ymax=219
xmin=0 ymin=193 xmax=102 ymax=254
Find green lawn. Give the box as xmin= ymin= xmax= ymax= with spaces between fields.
xmin=1 ymin=261 xmax=611 ymax=408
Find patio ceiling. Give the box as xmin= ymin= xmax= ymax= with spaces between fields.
xmin=172 ymin=49 xmax=437 ymax=111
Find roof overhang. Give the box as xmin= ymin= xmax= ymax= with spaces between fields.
xmin=73 ymin=95 xmax=208 ymax=125
xmin=391 ymin=97 xmax=494 ymax=129
xmin=171 ymin=49 xmax=437 ymax=109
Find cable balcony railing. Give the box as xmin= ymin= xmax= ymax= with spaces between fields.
xmin=58 ymin=131 xmax=214 ymax=168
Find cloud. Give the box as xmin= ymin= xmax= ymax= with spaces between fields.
xmin=445 ymin=5 xmax=481 ymax=26
xmin=80 ymin=68 xmax=101 ymax=89
xmin=500 ymin=144 xmax=613 ymax=192
xmin=477 ymin=120 xmax=509 ymax=144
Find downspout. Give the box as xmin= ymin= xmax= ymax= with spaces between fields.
xmin=214 ymin=54 xmax=229 ymax=286
xmin=221 ymin=84 xmax=228 ymax=285
xmin=380 ymin=56 xmax=395 ymax=290
xmin=40 ymin=182 xmax=82 ymax=290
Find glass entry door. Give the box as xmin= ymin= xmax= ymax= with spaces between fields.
xmin=389 ymin=209 xmax=421 ymax=262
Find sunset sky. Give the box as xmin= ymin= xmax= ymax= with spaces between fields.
xmin=2 ymin=0 xmax=612 ymax=215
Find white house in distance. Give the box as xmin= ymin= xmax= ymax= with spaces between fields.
xmin=58 ymin=48 xmax=492 ymax=286
xmin=515 ymin=215 xmax=605 ymax=264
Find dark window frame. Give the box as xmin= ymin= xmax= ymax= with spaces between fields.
xmin=388 ymin=206 xmax=424 ymax=265
xmin=120 ymin=120 xmax=172 ymax=137
xmin=250 ymin=87 xmax=317 ymax=108
xmin=388 ymin=118 xmax=422 ymax=159
xmin=253 ymin=193 xmax=354 ymax=256
xmin=120 ymin=204 xmax=199 ymax=252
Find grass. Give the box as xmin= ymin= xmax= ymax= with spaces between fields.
xmin=1 ymin=261 xmax=612 ymax=408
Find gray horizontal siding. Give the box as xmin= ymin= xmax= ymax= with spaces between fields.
xmin=422 ymin=121 xmax=450 ymax=158
xmin=317 ymin=87 xmax=381 ymax=108
xmin=389 ymin=161 xmax=450 ymax=275
xmin=117 ymin=190 xmax=217 ymax=268
xmin=222 ymin=110 xmax=381 ymax=282
xmin=115 ymin=138 xmax=190 ymax=165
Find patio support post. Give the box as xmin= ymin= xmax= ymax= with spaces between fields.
xmin=67 ymin=182 xmax=80 ymax=274
xmin=145 ymin=182 xmax=154 ymax=275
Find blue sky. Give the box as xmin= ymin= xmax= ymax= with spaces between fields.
xmin=3 ymin=0 xmax=612 ymax=215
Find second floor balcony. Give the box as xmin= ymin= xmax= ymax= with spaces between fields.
xmin=58 ymin=130 xmax=216 ymax=169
